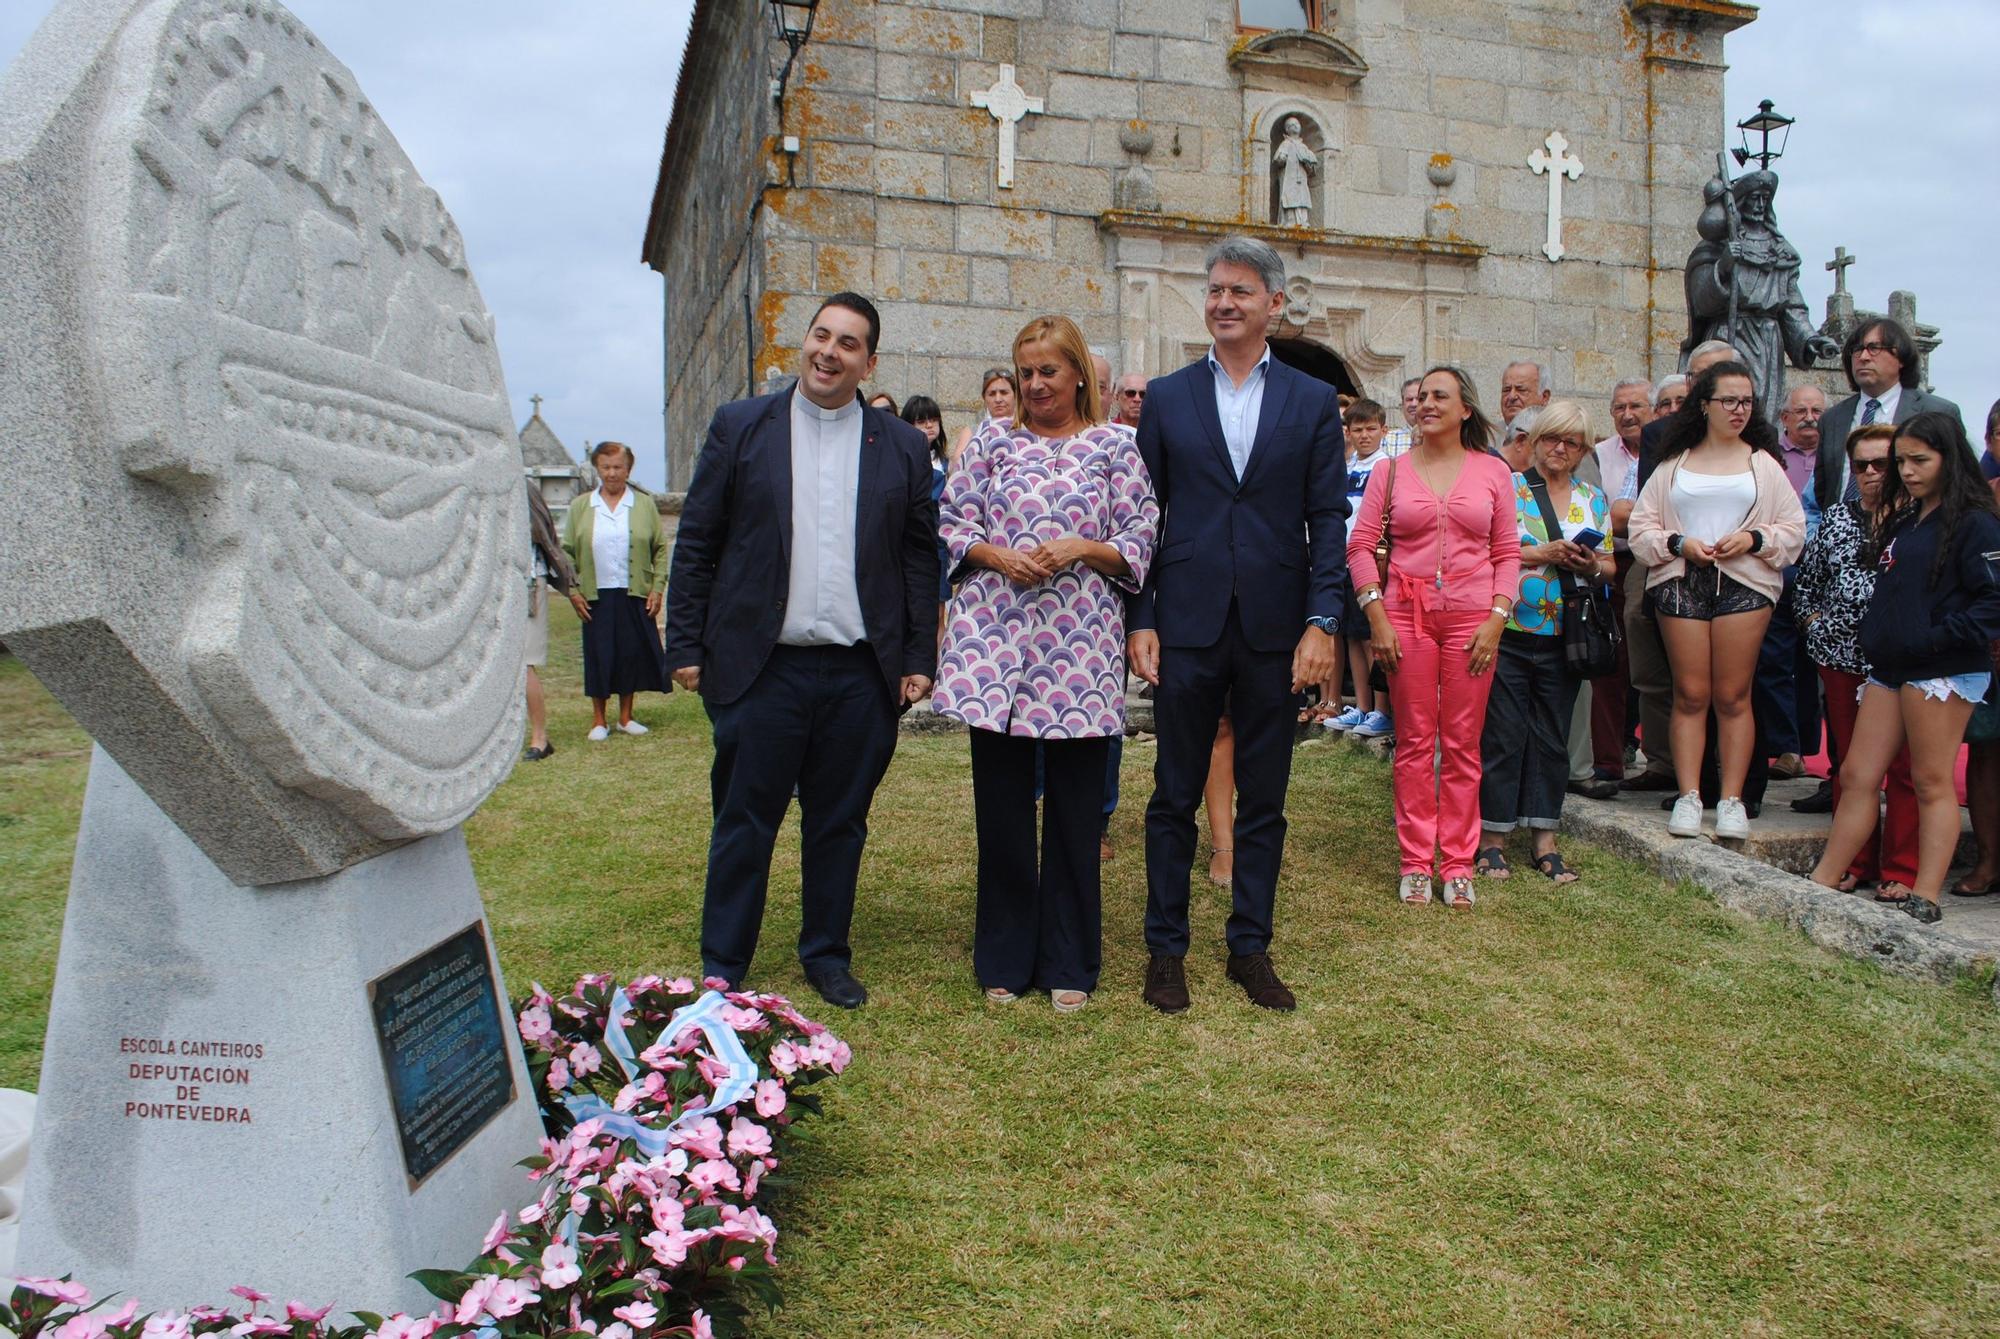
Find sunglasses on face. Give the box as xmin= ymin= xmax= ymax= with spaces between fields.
xmin=1850 ymin=458 xmax=1890 ymax=475
xmin=1120 ymin=389 xmax=1146 ymax=399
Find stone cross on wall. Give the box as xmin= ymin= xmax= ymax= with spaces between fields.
xmin=969 ymin=64 xmax=1043 ymax=191
xmin=1527 ymin=131 xmax=1583 ymax=262
xmin=1826 ymin=246 xmax=1856 ymax=294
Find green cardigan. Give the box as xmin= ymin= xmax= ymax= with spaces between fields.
xmin=561 ymin=488 xmax=668 ymax=602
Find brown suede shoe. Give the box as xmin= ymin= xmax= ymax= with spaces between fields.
xmin=1142 ymin=954 xmax=1189 ymax=1014
xmin=1226 ymin=952 xmax=1296 ymax=1011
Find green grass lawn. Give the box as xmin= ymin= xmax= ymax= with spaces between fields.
xmin=6 ymin=613 xmax=2000 ymax=1335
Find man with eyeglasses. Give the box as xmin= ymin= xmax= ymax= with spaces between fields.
xmin=1113 ymin=374 xmax=1147 ymax=428
xmin=1802 ymin=318 xmax=1962 ymax=538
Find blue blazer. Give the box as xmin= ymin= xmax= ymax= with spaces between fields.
xmin=1128 ymin=355 xmax=1349 ymax=652
xmin=663 ymin=388 xmax=940 ymax=706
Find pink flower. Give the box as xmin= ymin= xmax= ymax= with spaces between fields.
xmin=670 ymin=1117 xmax=725 ymax=1161
xmin=229 ymin=1319 xmax=291 ymax=1337
xmin=228 ymin=1285 xmax=269 ymax=1306
xmin=547 ymin=1058 xmax=572 ymax=1092
xmin=690 ymin=1310 xmax=715 ymax=1339
xmin=726 ymin=1116 xmax=772 ymax=1159
xmin=481 ymin=1211 xmax=511 ymax=1254
xmin=484 ymin=1277 xmax=539 ymax=1319
xmin=665 ymin=977 xmax=696 ymax=994
xmin=701 ymin=976 xmax=730 ymax=991
xmin=518 ymin=1200 xmax=547 ymax=1225
xmin=571 ymin=1042 xmax=603 ymax=1076
xmin=741 ymin=1161 xmax=763 ymax=1198
xmin=540 ymin=1242 xmax=582 ymax=1290
xmin=517 ymin=1005 xmax=553 ymax=1043
xmin=753 ymin=1079 xmax=786 ymax=1118
xmin=649 ymin=1193 xmax=686 ymax=1234
xmin=612 ymin=1299 xmax=659 ymax=1330
xmin=718 ymin=1006 xmax=768 ymax=1033
xmin=767 ymin=1041 xmax=799 ymax=1076
xmin=599 ymin=1325 xmax=635 ymax=1339
xmin=637 ymin=1043 xmax=686 ymax=1071
xmin=284 ymin=1301 xmax=331 ymax=1323
xmin=628 ymin=974 xmax=665 ymax=994
xmin=52 ymin=1315 xmax=107 ymax=1339
xmin=15 ymin=1276 xmax=92 ymax=1307
xmin=452 ymin=1275 xmax=499 ymax=1325
xmin=685 ymin=1158 xmax=741 ymax=1198
xmin=141 ymin=1313 xmax=193 ymax=1339
xmin=369 ymin=1318 xmax=439 ymax=1339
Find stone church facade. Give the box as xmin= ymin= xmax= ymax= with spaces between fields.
xmin=644 ymin=0 xmax=1757 ymax=487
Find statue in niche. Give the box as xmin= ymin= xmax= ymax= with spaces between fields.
xmin=1272 ymin=116 xmax=1318 ymax=227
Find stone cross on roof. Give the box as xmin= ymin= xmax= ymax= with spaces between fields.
xmin=530 ymin=392 xmax=543 ymax=416
xmin=1826 ymin=246 xmax=1856 ymax=295
xmin=969 ymin=64 xmax=1042 ymax=191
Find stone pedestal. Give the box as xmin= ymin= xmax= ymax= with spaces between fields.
xmin=15 ymin=749 xmax=543 ymax=1315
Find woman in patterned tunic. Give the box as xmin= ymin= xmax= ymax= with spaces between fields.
xmin=1475 ymin=401 xmax=1614 ymax=884
xmin=933 ymin=315 xmax=1159 ymax=1013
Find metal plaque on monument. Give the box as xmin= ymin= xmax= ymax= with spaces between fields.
xmin=0 ymin=0 xmax=540 ymax=1312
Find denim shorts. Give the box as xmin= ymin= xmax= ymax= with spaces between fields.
xmin=1653 ymin=569 xmax=1772 ymax=621
xmin=1866 ymin=672 xmax=1993 ymax=705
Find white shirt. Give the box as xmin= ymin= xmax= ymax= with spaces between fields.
xmin=1857 ymin=382 xmax=1902 ymax=427
xmin=1594 ymin=435 xmax=1641 ymax=551
xmin=589 ymin=487 xmax=633 ymax=590
xmin=1206 ymin=344 xmax=1272 ymax=479
xmin=1670 ymin=469 xmax=1756 ymax=545
xmin=780 ymin=389 xmax=867 ymax=647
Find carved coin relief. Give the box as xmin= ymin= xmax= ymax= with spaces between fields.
xmin=81 ymin=0 xmax=524 ymax=854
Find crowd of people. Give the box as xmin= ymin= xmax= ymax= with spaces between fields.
xmin=529 ymin=231 xmax=2000 ymax=1015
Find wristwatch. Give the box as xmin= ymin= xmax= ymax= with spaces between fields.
xmin=1306 ymin=616 xmax=1338 ymax=634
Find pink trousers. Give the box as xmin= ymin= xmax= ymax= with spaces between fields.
xmin=1385 ymin=605 xmax=1497 ymax=879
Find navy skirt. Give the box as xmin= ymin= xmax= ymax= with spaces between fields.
xmin=581 ymin=588 xmax=667 ymax=698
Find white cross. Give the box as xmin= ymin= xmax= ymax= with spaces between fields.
xmin=1527 ymin=131 xmax=1583 ymax=262
xmin=969 ymin=64 xmax=1043 ymax=191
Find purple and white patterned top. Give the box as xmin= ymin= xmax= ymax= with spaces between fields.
xmin=932 ymin=420 xmax=1159 ymax=738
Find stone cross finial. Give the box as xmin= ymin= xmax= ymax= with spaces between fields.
xmin=530 ymin=393 xmax=543 ymax=416
xmin=1826 ymin=246 xmax=1856 ymax=295
xmin=969 ymin=64 xmax=1043 ymax=191
xmin=1527 ymin=131 xmax=1583 ymax=262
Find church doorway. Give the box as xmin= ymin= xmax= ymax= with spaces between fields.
xmin=1269 ymin=337 xmax=1357 ymax=395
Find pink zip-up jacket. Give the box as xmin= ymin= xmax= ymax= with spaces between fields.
xmin=1345 ymin=451 xmax=1522 ymax=626
xmin=1629 ymin=450 xmax=1804 ymax=602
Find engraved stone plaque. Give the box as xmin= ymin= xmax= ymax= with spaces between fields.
xmin=0 ymin=0 xmax=526 ymax=885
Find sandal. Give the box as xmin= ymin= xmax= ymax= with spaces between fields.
xmin=1051 ymin=989 xmax=1089 ymax=1014
xmin=1475 ymin=846 xmax=1511 ymax=879
xmin=983 ymin=986 xmax=1020 ymax=1004
xmin=1441 ymin=876 xmax=1476 ymax=909
xmin=1397 ymin=873 xmax=1433 ymax=905
xmin=1950 ymin=875 xmax=2000 ymax=897
xmin=1873 ymin=882 xmax=1912 ymax=904
xmin=1207 ymin=847 xmax=1233 ymax=888
xmin=1835 ymin=872 xmax=1860 ymax=894
xmin=1531 ymin=851 xmax=1579 ymax=885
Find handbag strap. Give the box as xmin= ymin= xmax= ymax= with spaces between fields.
xmin=1373 ymin=457 xmax=1397 ymax=586
xmin=1521 ymin=469 xmax=1579 ymax=599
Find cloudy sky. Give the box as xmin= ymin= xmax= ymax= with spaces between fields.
xmin=1 ymin=2 xmax=1990 ymax=489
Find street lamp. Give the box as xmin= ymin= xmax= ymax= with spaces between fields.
xmin=1731 ymin=99 xmax=1793 ymax=171
xmin=769 ymin=0 xmax=818 ymax=107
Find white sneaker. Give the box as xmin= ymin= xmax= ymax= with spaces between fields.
xmin=587 ymin=725 xmax=610 ymax=742
xmin=1715 ymin=796 xmax=1750 ymax=840
xmin=618 ymin=720 xmax=649 ymax=736
xmin=1667 ymin=790 xmax=1703 ymax=837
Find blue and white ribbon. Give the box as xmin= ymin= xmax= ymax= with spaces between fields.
xmin=559 ymin=987 xmax=760 ymax=1158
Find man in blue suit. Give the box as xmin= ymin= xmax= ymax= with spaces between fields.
xmin=1127 ymin=237 xmax=1348 ymax=1013
xmin=664 ymin=292 xmax=939 ymax=1009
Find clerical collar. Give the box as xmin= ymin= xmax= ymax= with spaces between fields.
xmin=793 ymin=388 xmax=862 ymax=423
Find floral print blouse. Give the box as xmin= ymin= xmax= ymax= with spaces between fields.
xmin=932 ymin=421 xmax=1159 ymax=738
xmin=1795 ymin=499 xmax=1876 ymax=676
xmin=1508 ymin=473 xmax=1613 ymax=637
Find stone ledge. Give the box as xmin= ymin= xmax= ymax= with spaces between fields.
xmin=1097 ymin=209 xmax=1487 ymax=263
xmin=1561 ymin=792 xmax=2000 ymax=998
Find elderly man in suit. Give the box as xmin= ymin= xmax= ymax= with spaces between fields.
xmin=1127 ymin=236 xmax=1348 ymax=1014
xmin=665 ymin=291 xmax=939 ymax=1009
xmin=1803 ymin=317 xmax=1963 ymax=537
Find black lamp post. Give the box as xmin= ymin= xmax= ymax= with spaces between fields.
xmin=769 ymin=0 xmax=818 ymax=108
xmin=1731 ymin=99 xmax=1794 ymax=171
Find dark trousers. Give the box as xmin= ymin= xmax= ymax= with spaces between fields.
xmin=1754 ymin=568 xmax=1821 ymax=758
xmin=1144 ymin=604 xmax=1295 ymax=957
xmin=1481 ymin=632 xmax=1582 ymax=831
xmin=699 ymin=643 xmax=897 ymax=983
xmin=971 ymin=729 xmax=1110 ymax=993
xmin=1590 ymin=553 xmax=1635 ymax=772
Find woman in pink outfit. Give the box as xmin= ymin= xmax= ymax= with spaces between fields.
xmin=1347 ymin=366 xmax=1522 ymax=907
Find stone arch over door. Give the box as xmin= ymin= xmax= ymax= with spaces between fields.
xmin=1269 ymin=337 xmax=1356 ymax=394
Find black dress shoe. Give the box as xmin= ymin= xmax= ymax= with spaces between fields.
xmin=1567 ymin=778 xmax=1618 ymax=800
xmin=1791 ymin=780 xmax=1834 ymax=814
xmin=1142 ymin=954 xmax=1189 ymax=1013
xmin=1226 ymin=952 xmax=1296 ymax=1011
xmin=803 ymin=963 xmax=868 ymax=1009
xmin=1623 ymin=770 xmax=1680 ymax=792
xmin=523 ymin=743 xmax=555 ymax=761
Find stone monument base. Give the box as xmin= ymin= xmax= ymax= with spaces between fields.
xmin=15 ymin=748 xmax=543 ymax=1316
